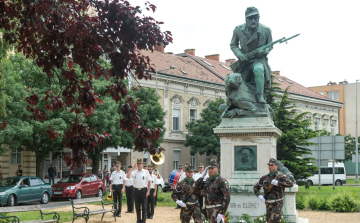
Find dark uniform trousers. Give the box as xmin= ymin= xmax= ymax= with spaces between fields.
xmin=147 ymin=188 xmax=155 ymax=217
xmin=126 ymin=185 xmax=134 ymax=212
xmin=266 ymin=200 xmax=284 ymax=223
xmin=206 ymin=207 xmax=222 ymax=223
xmin=113 ymin=184 xmax=123 ymax=213
xmin=180 ymin=205 xmax=201 ymax=223
xmin=134 ymin=187 xmax=147 ymax=223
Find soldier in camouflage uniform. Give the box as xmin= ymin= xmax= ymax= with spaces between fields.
xmin=197 ymin=159 xmax=230 ymax=223
xmin=171 ymin=164 xmax=202 ymax=223
xmin=253 ymin=158 xmax=293 ymax=223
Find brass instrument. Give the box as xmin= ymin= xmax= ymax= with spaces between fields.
xmin=106 ymin=190 xmax=114 ymax=201
xmin=150 ymin=152 xmax=165 ymax=178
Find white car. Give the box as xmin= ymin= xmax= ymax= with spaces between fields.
xmin=307 ymin=163 xmax=346 ymax=186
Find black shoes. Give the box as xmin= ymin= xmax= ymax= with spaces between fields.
xmin=131 ymin=211 xmax=134 ymax=213
xmin=117 ymin=213 xmax=121 ymax=217
xmin=125 ymin=211 xmax=130 ymax=213
xmin=150 ymin=215 xmax=153 ymax=219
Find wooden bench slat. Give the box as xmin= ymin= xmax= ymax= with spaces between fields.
xmin=72 ymin=197 xmax=102 ymax=204
xmin=0 ymin=205 xmax=41 ymax=213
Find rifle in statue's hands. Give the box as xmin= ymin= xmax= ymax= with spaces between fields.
xmin=230 ymin=34 xmax=300 ymax=72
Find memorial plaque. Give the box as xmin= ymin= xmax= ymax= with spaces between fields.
xmin=234 ymin=146 xmax=257 ymax=171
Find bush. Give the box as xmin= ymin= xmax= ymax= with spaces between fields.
xmin=318 ymin=198 xmax=331 ymax=211
xmin=296 ymin=181 xmax=308 ymax=186
xmin=296 ymin=195 xmax=305 ymax=210
xmin=308 ymin=194 xmax=320 ymax=210
xmin=329 ymin=190 xmax=360 ymax=212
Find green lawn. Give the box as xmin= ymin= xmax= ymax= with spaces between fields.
xmin=344 ymin=179 xmax=360 ymax=185
xmin=297 ymin=185 xmax=360 ymax=200
xmin=0 ymin=190 xmax=176 ymax=223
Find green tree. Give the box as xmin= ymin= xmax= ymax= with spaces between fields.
xmin=87 ymin=81 xmax=166 ymax=174
xmin=0 ymin=54 xmax=73 ymax=177
xmin=343 ymin=134 xmax=359 ymax=161
xmin=185 ymin=98 xmax=225 ymax=160
xmin=273 ymin=87 xmax=319 ymax=179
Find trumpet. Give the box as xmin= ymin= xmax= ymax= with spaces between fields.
xmin=107 ymin=190 xmax=114 ymax=201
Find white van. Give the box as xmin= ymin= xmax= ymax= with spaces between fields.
xmin=307 ymin=163 xmax=346 ymax=186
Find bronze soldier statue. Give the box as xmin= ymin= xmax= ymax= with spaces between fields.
xmin=254 ymin=158 xmax=293 ymax=223
xmin=230 ymin=6 xmax=272 ymax=104
xmin=197 ymin=160 xmax=230 ymax=223
xmin=171 ymin=165 xmax=202 ymax=223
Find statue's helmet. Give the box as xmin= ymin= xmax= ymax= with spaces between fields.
xmin=245 ymin=7 xmax=259 ymax=18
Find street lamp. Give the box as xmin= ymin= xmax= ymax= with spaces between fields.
xmin=356 ymin=80 xmax=359 ymax=183
xmin=155 ymin=66 xmax=175 ymax=92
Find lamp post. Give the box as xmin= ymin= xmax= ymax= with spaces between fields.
xmin=155 ymin=66 xmax=175 ymax=93
xmin=356 ymin=80 xmax=359 ymax=183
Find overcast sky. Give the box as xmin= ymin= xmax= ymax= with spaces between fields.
xmin=133 ymin=0 xmax=360 ymax=87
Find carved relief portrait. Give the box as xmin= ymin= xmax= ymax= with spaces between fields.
xmin=234 ymin=146 xmax=257 ymax=171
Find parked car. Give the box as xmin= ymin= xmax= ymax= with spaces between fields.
xmin=307 ymin=162 xmax=346 ymax=186
xmin=51 ymin=173 xmax=105 ymax=200
xmin=0 ymin=176 xmax=52 ymax=206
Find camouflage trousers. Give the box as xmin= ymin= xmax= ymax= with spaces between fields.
xmin=180 ymin=205 xmax=201 ymax=223
xmin=205 ymin=207 xmax=222 ymax=223
xmin=265 ymin=200 xmax=283 ymax=223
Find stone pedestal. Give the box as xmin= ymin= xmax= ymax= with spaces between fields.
xmin=214 ymin=116 xmax=281 ymax=222
xmin=283 ymin=185 xmax=299 ymax=223
xmin=214 ymin=116 xmax=300 ymax=222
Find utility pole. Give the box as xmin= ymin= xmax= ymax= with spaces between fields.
xmin=356 ymin=80 xmax=359 ymax=183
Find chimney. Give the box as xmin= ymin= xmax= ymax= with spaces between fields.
xmin=205 ymin=54 xmax=220 ymax=61
xmin=327 ymin=81 xmax=337 ymax=85
xmin=154 ymin=44 xmax=164 ymax=53
xmin=225 ymin=59 xmax=236 ymax=65
xmin=184 ymin=49 xmax=195 ymax=56
xmin=272 ymin=71 xmax=280 ymax=75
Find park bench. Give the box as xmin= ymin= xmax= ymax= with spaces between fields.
xmin=0 ymin=204 xmax=60 ymax=223
xmin=70 ymin=197 xmax=117 ymax=223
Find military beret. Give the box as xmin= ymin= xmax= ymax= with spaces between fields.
xmin=185 ymin=165 xmax=193 ymax=172
xmin=198 ymin=163 xmax=204 ymax=168
xmin=143 ymin=162 xmax=148 ymax=167
xmin=267 ymin=158 xmax=278 ymax=165
xmin=208 ymin=159 xmax=218 ymax=168
xmin=128 ymin=165 xmax=132 ymax=169
xmin=148 ymin=165 xmax=153 ymax=169
xmin=115 ymin=161 xmax=121 ymax=166
xmin=137 ymin=158 xmax=143 ymax=164
xmin=245 ymin=6 xmax=259 ymax=18
xmin=179 ymin=164 xmax=183 ymax=168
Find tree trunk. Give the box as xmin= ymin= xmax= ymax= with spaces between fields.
xmin=35 ymin=151 xmax=44 ymax=179
xmin=90 ymin=147 xmax=101 ymax=175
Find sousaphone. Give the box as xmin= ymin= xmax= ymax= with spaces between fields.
xmin=150 ymin=152 xmax=165 ymax=178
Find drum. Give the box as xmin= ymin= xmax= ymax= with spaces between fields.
xmin=169 ymin=170 xmax=177 ymax=186
xmin=172 ymin=172 xmax=181 ymax=187
xmin=169 ymin=170 xmax=181 ymax=187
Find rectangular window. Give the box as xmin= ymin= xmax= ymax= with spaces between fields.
xmin=335 ymin=167 xmax=344 ymax=174
xmin=206 ymin=156 xmax=211 ymax=166
xmin=190 ymin=109 xmax=197 ymax=122
xmin=11 ymin=149 xmax=22 ymax=165
xmin=174 ymin=149 xmax=180 ymax=170
xmin=314 ymin=120 xmax=319 ymax=131
xmin=320 ymin=168 xmax=332 ymax=174
xmin=173 ymin=108 xmax=180 ymax=131
xmin=327 ymin=91 xmax=339 ymax=100
xmin=191 ymin=155 xmax=196 ymax=169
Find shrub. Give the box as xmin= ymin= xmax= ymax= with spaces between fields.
xmin=329 ymin=190 xmax=360 ymax=212
xmin=308 ymin=194 xmax=320 ymax=210
xmin=296 ymin=195 xmax=306 ymax=210
xmin=318 ymin=198 xmax=331 ymax=211
xmin=238 ymin=214 xmax=252 ymax=223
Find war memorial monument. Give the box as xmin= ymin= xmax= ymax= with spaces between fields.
xmin=214 ymin=7 xmax=300 ymax=222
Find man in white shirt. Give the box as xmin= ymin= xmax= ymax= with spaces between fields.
xmin=110 ymin=161 xmax=126 ymax=217
xmin=125 ymin=165 xmax=134 ymax=213
xmin=146 ymin=165 xmax=157 ymax=219
xmin=127 ymin=158 xmax=152 ymax=223
xmin=194 ymin=163 xmax=205 ymax=181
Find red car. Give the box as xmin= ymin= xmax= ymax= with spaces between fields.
xmin=51 ymin=173 xmax=105 ymax=199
